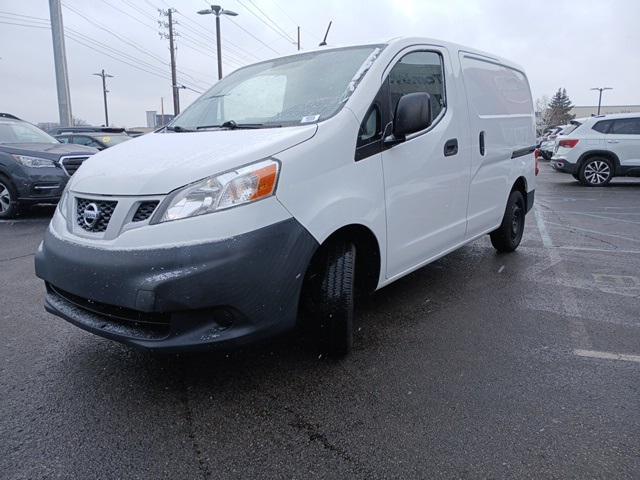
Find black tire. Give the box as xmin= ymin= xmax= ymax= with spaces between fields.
xmin=313 ymin=240 xmax=356 ymax=357
xmin=579 ymin=157 xmax=613 ymax=187
xmin=572 ymin=173 xmax=580 ymax=181
xmin=0 ymin=176 xmax=19 ymax=219
xmin=490 ymin=190 xmax=525 ymax=253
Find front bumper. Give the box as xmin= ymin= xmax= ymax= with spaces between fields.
xmin=14 ymin=167 xmax=68 ymax=203
xmin=35 ymin=218 xmax=318 ymax=351
xmin=550 ymin=157 xmax=578 ymax=174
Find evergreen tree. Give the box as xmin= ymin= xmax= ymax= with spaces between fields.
xmin=547 ymin=88 xmax=575 ymax=126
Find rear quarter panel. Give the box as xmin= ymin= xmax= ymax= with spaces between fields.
xmin=458 ymin=52 xmax=536 ymax=236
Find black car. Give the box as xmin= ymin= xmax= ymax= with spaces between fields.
xmin=47 ymin=126 xmax=126 ymax=135
xmin=54 ymin=131 xmax=131 ymax=150
xmin=0 ymin=114 xmax=97 ymax=219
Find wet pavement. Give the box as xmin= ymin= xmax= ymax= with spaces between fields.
xmin=1 ymin=164 xmax=639 ymax=479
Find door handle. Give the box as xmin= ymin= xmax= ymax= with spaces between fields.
xmin=607 ymin=140 xmax=619 ymax=143
xmin=444 ymin=138 xmax=458 ymax=157
xmin=479 ymin=131 xmax=485 ymax=156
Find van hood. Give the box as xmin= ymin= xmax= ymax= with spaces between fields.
xmin=70 ymin=125 xmax=317 ymax=195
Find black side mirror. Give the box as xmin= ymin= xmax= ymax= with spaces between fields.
xmin=385 ymin=92 xmax=433 ymax=146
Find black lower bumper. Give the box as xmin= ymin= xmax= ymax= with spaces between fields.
xmin=35 ymin=218 xmax=318 ymax=351
xmin=550 ymin=159 xmax=578 ymax=175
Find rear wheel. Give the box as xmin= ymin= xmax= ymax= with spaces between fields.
xmin=309 ymin=240 xmax=356 ymax=357
xmin=0 ymin=177 xmax=19 ymax=219
xmin=579 ymin=157 xmax=613 ymax=186
xmin=490 ymin=190 xmax=525 ymax=253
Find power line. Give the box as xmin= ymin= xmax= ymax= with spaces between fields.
xmin=0 ymin=16 xmax=204 ymax=93
xmin=245 ymin=0 xmax=295 ymax=42
xmin=57 ymin=5 xmax=209 ymax=87
xmin=175 ymin=11 xmax=260 ymax=61
xmin=98 ymin=0 xmax=157 ymax=32
xmin=62 ymin=3 xmax=166 ymax=66
xmin=267 ymin=0 xmax=322 ymax=42
xmin=226 ymin=16 xmax=280 ymax=55
xmin=234 ymin=0 xmax=295 ymax=45
xmin=198 ymin=0 xmax=279 ymax=55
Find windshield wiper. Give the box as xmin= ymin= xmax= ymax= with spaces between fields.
xmin=196 ymin=121 xmax=280 ymax=130
xmin=165 ymin=125 xmax=194 ymax=132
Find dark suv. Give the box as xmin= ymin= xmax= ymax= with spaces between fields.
xmin=0 ymin=114 xmax=97 ymax=218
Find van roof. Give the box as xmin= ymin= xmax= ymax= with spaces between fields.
xmin=253 ymin=37 xmax=526 ymax=76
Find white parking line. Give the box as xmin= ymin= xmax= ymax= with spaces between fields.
xmin=544 ymin=221 xmax=640 ymax=245
xmin=534 ymin=207 xmax=554 ymax=248
xmin=557 ymin=246 xmax=640 ymax=255
xmin=533 ymin=207 xmax=591 ymax=348
xmin=558 ymin=211 xmax=640 ymax=226
xmin=574 ymin=349 xmax=640 ymax=364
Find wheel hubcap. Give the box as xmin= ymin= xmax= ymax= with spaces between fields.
xmin=0 ymin=184 xmax=11 ymax=213
xmin=584 ymin=161 xmax=610 ymax=184
xmin=511 ymin=204 xmax=523 ymax=239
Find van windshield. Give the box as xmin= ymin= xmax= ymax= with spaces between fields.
xmin=169 ymin=45 xmax=384 ymax=130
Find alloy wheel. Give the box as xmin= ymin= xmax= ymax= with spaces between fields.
xmin=584 ymin=160 xmax=611 ymax=185
xmin=0 ymin=183 xmax=11 ymax=213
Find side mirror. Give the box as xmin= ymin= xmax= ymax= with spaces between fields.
xmin=392 ymin=92 xmax=433 ymax=139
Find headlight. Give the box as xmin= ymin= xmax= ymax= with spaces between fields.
xmin=12 ymin=155 xmax=57 ymax=168
xmin=154 ymin=159 xmax=280 ymax=223
xmin=57 ymin=185 xmax=70 ymax=219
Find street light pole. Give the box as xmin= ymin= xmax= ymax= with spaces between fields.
xmin=93 ymin=69 xmax=114 ymax=126
xmin=197 ymin=5 xmax=238 ymax=80
xmin=590 ymin=87 xmax=613 ymax=115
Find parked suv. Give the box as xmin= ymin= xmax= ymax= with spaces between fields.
xmin=0 ymin=114 xmax=97 ymax=218
xmin=551 ymin=113 xmax=640 ymax=186
xmin=35 ymin=38 xmax=536 ymax=355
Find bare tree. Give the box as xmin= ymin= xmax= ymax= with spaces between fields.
xmin=535 ymin=95 xmax=550 ymax=135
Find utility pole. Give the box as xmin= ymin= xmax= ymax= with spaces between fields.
xmin=297 ymin=26 xmax=300 ymax=51
xmin=160 ymin=9 xmax=180 ymax=115
xmin=197 ymin=5 xmax=238 ymax=80
xmin=168 ymin=9 xmax=179 ymax=115
xmin=590 ymin=87 xmax=613 ymax=115
xmin=93 ymin=69 xmax=113 ymax=126
xmin=160 ymin=96 xmax=164 ymax=125
xmin=48 ymin=0 xmax=73 ymax=126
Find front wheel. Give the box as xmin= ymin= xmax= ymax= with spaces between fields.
xmin=311 ymin=240 xmax=356 ymax=357
xmin=579 ymin=157 xmax=613 ymax=186
xmin=0 ymin=177 xmax=19 ymax=219
xmin=490 ymin=190 xmax=525 ymax=253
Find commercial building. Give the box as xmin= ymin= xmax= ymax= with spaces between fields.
xmin=146 ymin=111 xmax=174 ymax=128
xmin=570 ymin=105 xmax=640 ymax=117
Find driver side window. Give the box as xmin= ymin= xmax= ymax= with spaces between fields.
xmin=388 ymin=51 xmax=446 ymax=119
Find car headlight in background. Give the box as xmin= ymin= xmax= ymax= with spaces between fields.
xmin=153 ymin=158 xmax=280 ymax=223
xmin=12 ymin=155 xmax=57 ymax=168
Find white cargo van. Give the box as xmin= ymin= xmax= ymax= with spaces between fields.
xmin=35 ymin=38 xmax=537 ymax=355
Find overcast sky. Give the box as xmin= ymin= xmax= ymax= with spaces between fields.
xmin=1 ymin=0 xmax=639 ymax=127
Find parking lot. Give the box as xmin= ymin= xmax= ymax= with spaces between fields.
xmin=1 ymin=164 xmax=638 ymax=479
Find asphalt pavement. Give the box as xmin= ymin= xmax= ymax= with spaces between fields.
xmin=1 ymin=164 xmax=639 ymax=479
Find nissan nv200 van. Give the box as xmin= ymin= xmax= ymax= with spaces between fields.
xmin=35 ymin=37 xmax=537 ymax=355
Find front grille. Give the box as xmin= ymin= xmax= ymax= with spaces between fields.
xmin=76 ymin=197 xmax=117 ymax=233
xmin=132 ymin=201 xmax=159 ymax=222
xmin=60 ymin=156 xmax=90 ymax=176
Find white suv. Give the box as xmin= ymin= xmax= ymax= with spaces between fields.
xmin=551 ymin=113 xmax=640 ymax=186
